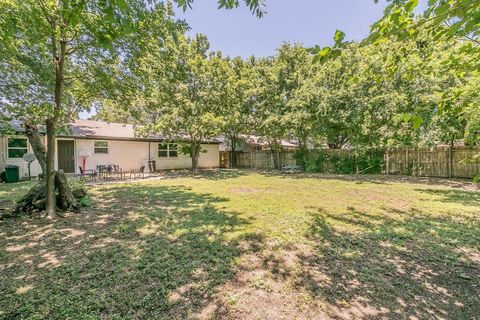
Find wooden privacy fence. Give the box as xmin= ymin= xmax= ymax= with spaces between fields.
xmin=220 ymin=146 xmax=480 ymax=179
xmin=385 ymin=147 xmax=480 ymax=178
xmin=220 ymin=151 xmax=296 ymax=169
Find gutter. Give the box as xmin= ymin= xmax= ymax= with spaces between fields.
xmin=56 ymin=135 xmax=221 ymax=144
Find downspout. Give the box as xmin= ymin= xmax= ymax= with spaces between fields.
xmin=1 ymin=137 xmax=6 ymax=168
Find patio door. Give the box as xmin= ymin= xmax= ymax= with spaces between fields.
xmin=58 ymin=140 xmax=75 ymax=173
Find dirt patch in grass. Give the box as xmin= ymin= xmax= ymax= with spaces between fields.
xmin=230 ymin=187 xmax=274 ymax=194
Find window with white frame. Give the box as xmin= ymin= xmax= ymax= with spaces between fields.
xmin=94 ymin=141 xmax=109 ymax=154
xmin=7 ymin=137 xmax=28 ymax=158
xmin=158 ymin=143 xmax=178 ymax=158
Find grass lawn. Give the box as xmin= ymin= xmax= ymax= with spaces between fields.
xmin=1 ymin=170 xmax=479 ymax=319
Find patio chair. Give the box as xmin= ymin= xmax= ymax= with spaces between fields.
xmin=79 ymin=166 xmax=97 ymax=181
xmin=130 ymin=165 xmax=146 ymax=179
xmin=112 ymin=165 xmax=127 ymax=180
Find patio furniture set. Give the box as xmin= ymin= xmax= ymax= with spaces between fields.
xmin=79 ymin=165 xmax=146 ymax=182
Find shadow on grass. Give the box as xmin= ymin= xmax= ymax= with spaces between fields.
xmin=295 ymin=206 xmax=480 ymax=319
xmin=159 ymin=169 xmax=248 ymax=181
xmin=415 ymin=188 xmax=480 ymax=207
xmin=0 ymin=183 xmax=254 ymax=319
xmin=256 ymin=169 xmax=478 ymax=189
xmin=0 ymin=181 xmax=36 ymax=215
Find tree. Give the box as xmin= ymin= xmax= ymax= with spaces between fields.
xmin=249 ymin=56 xmax=289 ymax=168
xmin=116 ymin=34 xmax=223 ymax=174
xmin=0 ymin=0 xmax=182 ymax=215
xmin=274 ymin=44 xmax=316 ymax=148
xmin=368 ymin=0 xmax=480 ymax=140
xmin=176 ymin=0 xmax=266 ymax=17
xmin=216 ymin=56 xmax=254 ymax=168
xmin=370 ymin=0 xmax=479 ymax=183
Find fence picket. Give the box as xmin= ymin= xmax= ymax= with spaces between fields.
xmin=219 ymin=146 xmax=480 ymax=179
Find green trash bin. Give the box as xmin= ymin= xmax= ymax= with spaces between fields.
xmin=5 ymin=165 xmax=20 ymax=183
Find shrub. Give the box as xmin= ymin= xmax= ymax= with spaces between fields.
xmin=330 ymin=155 xmax=356 ymax=174
xmin=294 ymin=149 xmax=385 ymax=174
xmin=356 ymin=151 xmax=384 ymax=174
xmin=68 ymin=177 xmax=87 ymax=190
xmin=78 ymin=195 xmax=92 ymax=207
xmin=293 ymin=148 xmax=309 ymax=170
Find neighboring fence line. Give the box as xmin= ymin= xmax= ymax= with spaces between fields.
xmin=220 ymin=146 xmax=480 ymax=179
xmin=385 ymin=146 xmax=479 ymax=178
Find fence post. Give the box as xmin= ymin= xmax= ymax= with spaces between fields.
xmin=405 ymin=147 xmax=409 ymax=175
xmin=415 ymin=147 xmax=420 ymax=176
xmin=448 ymin=146 xmax=453 ymax=178
xmin=386 ymin=149 xmax=389 ymax=175
xmin=354 ymin=152 xmax=359 ymax=174
xmin=446 ymin=147 xmax=450 ymax=178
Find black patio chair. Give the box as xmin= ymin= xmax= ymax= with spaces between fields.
xmin=79 ymin=166 xmax=97 ymax=181
xmin=112 ymin=165 xmax=127 ymax=180
xmin=130 ymin=165 xmax=146 ymax=179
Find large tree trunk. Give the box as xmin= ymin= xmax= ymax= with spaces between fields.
xmin=55 ymin=170 xmax=79 ymax=212
xmin=45 ymin=119 xmax=57 ymax=215
xmin=24 ymin=120 xmax=47 ymax=175
xmin=45 ymin=27 xmax=66 ymax=215
xmin=14 ymin=170 xmax=79 ymax=215
xmin=15 ymin=179 xmax=46 ymax=214
xmin=269 ymin=140 xmax=281 ymax=169
xmin=191 ymin=142 xmax=200 ymax=175
xmin=11 ymin=120 xmax=81 ymax=217
xmin=230 ymin=134 xmax=237 ymax=168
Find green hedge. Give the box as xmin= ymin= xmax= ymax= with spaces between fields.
xmin=294 ymin=149 xmax=384 ymax=174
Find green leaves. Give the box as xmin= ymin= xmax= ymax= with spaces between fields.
xmin=405 ymin=0 xmax=419 ymax=12
xmin=334 ymin=30 xmax=345 ymax=44
xmin=175 ymin=0 xmax=266 ymax=17
xmin=394 ymin=113 xmax=424 ymax=130
xmin=309 ymin=29 xmax=346 ymax=64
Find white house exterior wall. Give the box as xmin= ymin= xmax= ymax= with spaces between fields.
xmin=0 ymin=137 xmax=4 ymax=173
xmin=79 ymin=140 xmax=218 ymax=172
xmin=76 ymin=139 xmax=150 ymax=173
xmin=1 ymin=136 xmax=220 ymax=178
xmin=198 ymin=144 xmax=220 ymax=168
xmin=1 ymin=136 xmax=44 ymax=178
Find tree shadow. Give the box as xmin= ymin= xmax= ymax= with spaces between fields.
xmin=256 ymin=170 xmax=478 ymax=189
xmin=415 ymin=188 xmax=480 ymax=207
xmin=0 ymin=183 xmax=254 ymax=319
xmin=294 ymin=206 xmax=480 ymax=319
xmin=159 ymin=169 xmax=248 ymax=181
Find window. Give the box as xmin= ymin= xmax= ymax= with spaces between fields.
xmin=7 ymin=137 xmax=28 ymax=158
xmin=94 ymin=141 xmax=108 ymax=154
xmin=158 ymin=143 xmax=178 ymax=158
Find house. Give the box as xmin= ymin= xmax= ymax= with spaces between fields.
xmin=219 ymin=134 xmax=299 ymax=152
xmin=0 ymin=119 xmax=220 ymax=179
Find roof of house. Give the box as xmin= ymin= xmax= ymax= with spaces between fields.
xmin=4 ymin=119 xmax=220 ymax=144
xmin=218 ymin=134 xmax=300 ymax=151
xmin=68 ymin=119 xmax=142 ymax=139
xmin=241 ymin=135 xmax=299 ymax=148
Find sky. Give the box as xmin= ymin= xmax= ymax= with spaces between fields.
xmin=173 ymin=0 xmax=429 ymax=58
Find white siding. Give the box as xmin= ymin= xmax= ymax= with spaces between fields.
xmin=0 ymin=137 xmax=5 ymax=173
xmin=76 ymin=139 xmax=150 ymax=173
xmin=149 ymin=142 xmax=220 ymax=170
xmin=1 ymin=136 xmax=44 ymax=178
xmin=198 ymin=144 xmax=220 ymax=168
xmin=1 ymin=136 xmax=220 ymax=177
